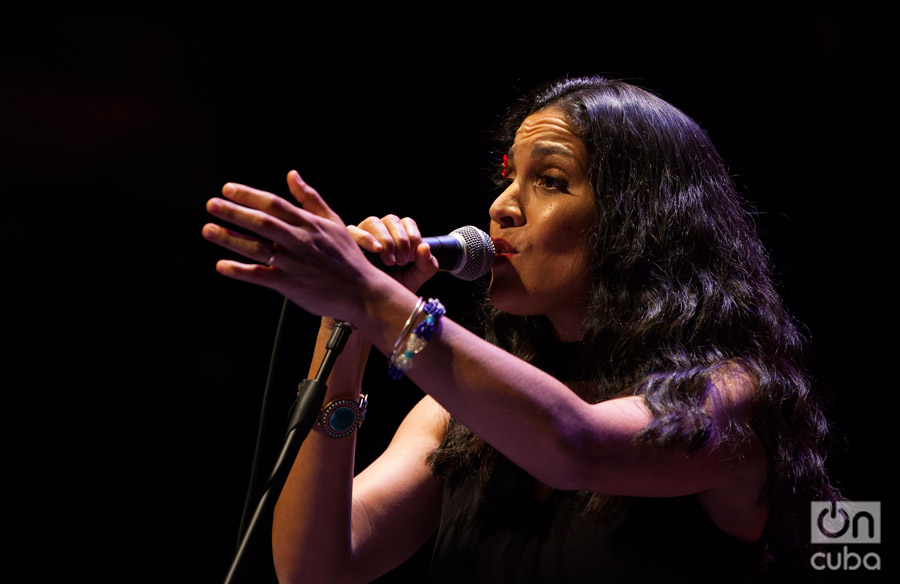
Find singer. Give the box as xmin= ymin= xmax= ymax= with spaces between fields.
xmin=203 ymin=77 xmax=837 ymax=582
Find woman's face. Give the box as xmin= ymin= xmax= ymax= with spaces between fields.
xmin=488 ymin=107 xmax=597 ymax=341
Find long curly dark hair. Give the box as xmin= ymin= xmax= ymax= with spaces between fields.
xmin=429 ymin=77 xmax=838 ymax=562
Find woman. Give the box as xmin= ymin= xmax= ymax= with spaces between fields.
xmin=202 ymin=77 xmax=836 ymax=582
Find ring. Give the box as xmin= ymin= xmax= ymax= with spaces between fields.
xmin=267 ymin=244 xmax=277 ymax=266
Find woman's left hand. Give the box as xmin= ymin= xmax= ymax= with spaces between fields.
xmin=201 ymin=170 xmax=390 ymax=322
xmin=347 ymin=215 xmax=439 ymax=294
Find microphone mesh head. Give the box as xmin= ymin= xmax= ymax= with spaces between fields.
xmin=450 ymin=226 xmax=495 ymax=281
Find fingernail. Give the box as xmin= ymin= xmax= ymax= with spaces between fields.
xmin=222 ymin=183 xmax=235 ymax=195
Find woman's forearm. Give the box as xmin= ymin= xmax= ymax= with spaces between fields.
xmin=272 ymin=318 xmax=372 ymax=584
xmin=348 ymin=286 xmax=590 ymax=490
xmin=347 ymin=284 xmax=746 ymax=497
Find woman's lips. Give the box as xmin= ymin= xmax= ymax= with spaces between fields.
xmin=491 ymin=238 xmax=517 ymax=255
xmin=491 ymin=238 xmax=516 ymax=267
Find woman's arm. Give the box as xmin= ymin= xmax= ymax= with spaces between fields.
xmin=356 ymin=295 xmax=765 ymax=496
xmin=204 ymin=177 xmax=447 ymax=583
xmin=270 ymin=315 xmax=446 ymax=583
xmin=353 ymin=302 xmax=767 ymax=541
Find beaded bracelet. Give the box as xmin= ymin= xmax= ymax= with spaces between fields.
xmin=388 ymin=298 xmax=428 ymax=372
xmin=387 ymin=298 xmax=445 ymax=380
xmin=391 ymin=297 xmax=425 ymax=358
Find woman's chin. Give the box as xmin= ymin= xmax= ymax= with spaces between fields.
xmin=488 ymin=283 xmax=530 ymax=317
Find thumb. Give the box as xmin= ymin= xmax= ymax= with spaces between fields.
xmin=286 ymin=170 xmax=343 ymax=224
xmin=409 ymin=242 xmax=440 ymax=280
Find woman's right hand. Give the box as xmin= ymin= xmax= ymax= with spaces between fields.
xmin=348 ymin=215 xmax=439 ymax=292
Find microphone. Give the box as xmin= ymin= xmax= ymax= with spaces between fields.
xmin=366 ymin=225 xmax=495 ymax=281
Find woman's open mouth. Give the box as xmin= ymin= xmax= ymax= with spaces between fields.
xmin=491 ymin=238 xmax=517 ymax=266
xmin=491 ymin=238 xmax=517 ymax=255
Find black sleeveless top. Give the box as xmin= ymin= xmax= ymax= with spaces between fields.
xmin=430 ymin=462 xmax=765 ymax=583
xmin=429 ymin=339 xmax=765 ymax=583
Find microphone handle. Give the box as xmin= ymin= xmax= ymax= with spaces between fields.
xmin=423 ymin=235 xmax=464 ymax=271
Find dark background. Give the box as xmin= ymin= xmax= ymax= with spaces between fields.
xmin=2 ymin=4 xmax=894 ymax=582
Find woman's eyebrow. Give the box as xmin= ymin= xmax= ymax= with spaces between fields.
xmin=507 ymin=144 xmax=584 ymax=170
xmin=530 ymin=144 xmax=574 ymax=160
xmin=530 ymin=143 xmax=586 ymax=171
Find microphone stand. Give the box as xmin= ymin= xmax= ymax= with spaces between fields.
xmin=223 ymin=319 xmax=354 ymax=583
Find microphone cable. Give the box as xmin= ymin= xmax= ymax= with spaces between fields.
xmin=235 ymin=296 xmax=291 ymax=547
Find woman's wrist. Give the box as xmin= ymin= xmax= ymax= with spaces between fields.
xmin=350 ymin=278 xmax=424 ymax=357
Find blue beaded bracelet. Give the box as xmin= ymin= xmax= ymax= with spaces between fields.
xmin=387 ymin=298 xmax=445 ymax=380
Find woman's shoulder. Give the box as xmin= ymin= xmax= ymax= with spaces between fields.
xmin=694 ymin=360 xmax=769 ymax=542
xmin=706 ymin=359 xmax=759 ymax=431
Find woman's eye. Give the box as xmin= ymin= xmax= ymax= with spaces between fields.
xmin=537 ymin=174 xmax=569 ymax=192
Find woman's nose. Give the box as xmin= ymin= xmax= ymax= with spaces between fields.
xmin=489 ymin=182 xmax=524 ymax=228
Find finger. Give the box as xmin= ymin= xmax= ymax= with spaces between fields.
xmin=382 ymin=214 xmax=412 ymax=266
xmin=206 ymin=197 xmax=300 ymax=249
xmin=357 ymin=216 xmax=397 ymax=265
xmin=219 ymin=182 xmax=307 ymax=226
xmin=393 ymin=242 xmax=439 ymax=293
xmin=215 ymin=259 xmax=284 ymax=287
xmin=400 ymin=217 xmax=423 ymax=264
xmin=346 ymin=225 xmax=384 ymax=253
xmin=286 ymin=171 xmax=344 ymax=224
xmin=413 ymin=242 xmax=439 ymax=274
xmin=202 ymin=223 xmax=275 ymax=265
